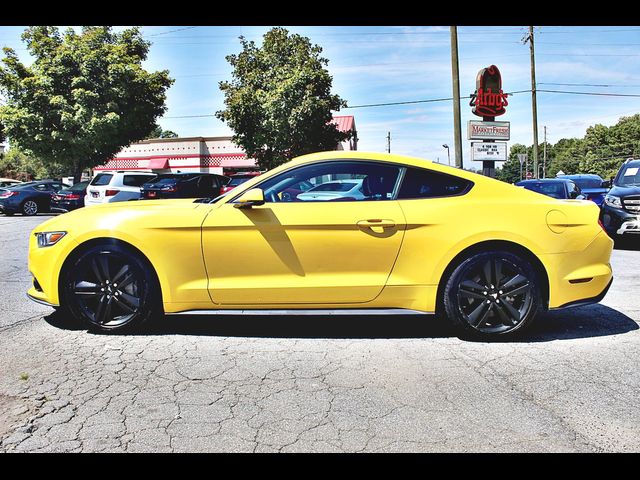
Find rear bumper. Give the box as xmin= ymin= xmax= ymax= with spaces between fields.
xmin=541 ymin=230 xmax=614 ymax=309
xmin=550 ymin=276 xmax=613 ymax=310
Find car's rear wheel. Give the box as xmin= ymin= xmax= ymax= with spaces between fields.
xmin=22 ymin=200 xmax=38 ymax=216
xmin=62 ymin=244 xmax=160 ymax=332
xmin=442 ymin=250 xmax=541 ymax=339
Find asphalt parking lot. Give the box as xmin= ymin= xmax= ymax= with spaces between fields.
xmin=1 ymin=214 xmax=639 ymax=452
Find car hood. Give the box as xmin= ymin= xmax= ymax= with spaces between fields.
xmin=32 ymin=198 xmax=210 ymax=235
xmin=608 ymin=185 xmax=640 ymax=197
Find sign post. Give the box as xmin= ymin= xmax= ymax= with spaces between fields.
xmin=517 ymin=153 xmax=527 ymax=181
xmin=468 ymin=65 xmax=509 ymax=178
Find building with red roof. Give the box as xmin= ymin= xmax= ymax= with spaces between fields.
xmin=94 ymin=115 xmax=357 ymax=176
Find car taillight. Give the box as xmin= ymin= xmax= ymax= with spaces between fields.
xmin=220 ymin=186 xmax=233 ymax=194
xmin=0 ymin=191 xmax=19 ymax=198
xmin=104 ymin=189 xmax=120 ymax=196
xmin=64 ymin=194 xmax=81 ymax=200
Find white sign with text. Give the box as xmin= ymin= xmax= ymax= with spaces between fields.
xmin=471 ymin=142 xmax=508 ymax=161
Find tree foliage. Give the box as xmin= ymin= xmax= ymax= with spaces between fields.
xmin=0 ymin=147 xmax=65 ymax=181
xmin=217 ymin=27 xmax=351 ymax=171
xmin=146 ymin=124 xmax=178 ymax=139
xmin=496 ymin=114 xmax=640 ymax=182
xmin=0 ymin=26 xmax=173 ymax=180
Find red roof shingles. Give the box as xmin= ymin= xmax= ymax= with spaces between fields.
xmin=330 ymin=115 xmax=355 ymax=133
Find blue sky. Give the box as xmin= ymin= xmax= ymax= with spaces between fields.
xmin=2 ymin=25 xmax=640 ymax=167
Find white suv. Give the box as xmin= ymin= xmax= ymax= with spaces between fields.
xmin=85 ymin=171 xmax=158 ymax=206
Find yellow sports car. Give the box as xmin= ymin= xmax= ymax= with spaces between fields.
xmin=27 ymin=151 xmax=613 ymax=338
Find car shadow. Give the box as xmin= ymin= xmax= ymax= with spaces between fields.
xmin=44 ymin=303 xmax=638 ymax=342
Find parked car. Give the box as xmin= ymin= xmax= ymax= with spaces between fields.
xmin=558 ymin=174 xmax=609 ymax=205
xmin=84 ymin=171 xmax=157 ymax=206
xmin=0 ymin=180 xmax=70 ymax=216
xmin=600 ymin=158 xmax=640 ymax=238
xmin=515 ymin=178 xmax=585 ymax=200
xmin=28 ymin=151 xmax=613 ymax=340
xmin=219 ymin=172 xmax=262 ymax=194
xmin=50 ymin=181 xmax=90 ymax=213
xmin=0 ymin=178 xmax=22 ymax=188
xmin=140 ymin=173 xmax=229 ymax=200
xmin=296 ymin=179 xmax=365 ymax=201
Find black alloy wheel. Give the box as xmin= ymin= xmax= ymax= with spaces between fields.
xmin=443 ymin=250 xmax=541 ymax=339
xmin=63 ymin=244 xmax=159 ymax=332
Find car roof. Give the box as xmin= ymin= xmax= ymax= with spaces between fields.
xmin=560 ymin=174 xmax=602 ymax=179
xmin=517 ymin=178 xmax=571 ymax=184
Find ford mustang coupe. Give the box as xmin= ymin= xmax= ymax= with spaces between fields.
xmin=27 ymin=152 xmax=614 ymax=338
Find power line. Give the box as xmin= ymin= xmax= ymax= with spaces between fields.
xmin=146 ymin=26 xmax=199 ymax=37
xmin=538 ymin=89 xmax=640 ymax=98
xmin=539 ymin=82 xmax=640 ymax=88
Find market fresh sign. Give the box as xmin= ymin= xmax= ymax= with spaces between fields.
xmin=471 ymin=142 xmax=508 ymax=161
xmin=468 ymin=121 xmax=510 ymax=141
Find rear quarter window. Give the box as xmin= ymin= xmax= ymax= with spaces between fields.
xmin=398 ymin=167 xmax=473 ymax=199
xmin=123 ymin=175 xmax=157 ymax=187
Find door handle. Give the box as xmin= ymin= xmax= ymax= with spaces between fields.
xmin=357 ymin=219 xmax=396 ymax=233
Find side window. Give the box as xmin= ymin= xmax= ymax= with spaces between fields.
xmin=34 ymin=184 xmax=49 ymax=191
xmin=398 ymin=167 xmax=473 ymax=199
xmin=253 ymin=161 xmax=401 ymax=203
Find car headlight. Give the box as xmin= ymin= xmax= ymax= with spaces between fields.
xmin=36 ymin=231 xmax=66 ymax=247
xmin=604 ymin=194 xmax=623 ymax=209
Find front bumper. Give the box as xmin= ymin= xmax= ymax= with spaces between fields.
xmin=600 ymin=204 xmax=640 ymax=236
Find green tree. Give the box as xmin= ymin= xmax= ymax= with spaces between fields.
xmin=0 ymin=26 xmax=173 ymax=181
xmin=216 ymin=27 xmax=350 ymax=171
xmin=0 ymin=147 xmax=65 ymax=180
xmin=146 ymin=124 xmax=178 ymax=139
xmin=496 ymin=143 xmax=529 ymax=184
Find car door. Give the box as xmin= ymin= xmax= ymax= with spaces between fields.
xmin=201 ymin=160 xmax=407 ymax=305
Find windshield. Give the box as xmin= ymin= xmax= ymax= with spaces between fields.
xmin=90 ymin=173 xmax=113 ymax=186
xmin=62 ymin=182 xmax=89 ymax=193
xmin=228 ymin=176 xmax=252 ymax=187
xmin=570 ymin=177 xmax=602 ymax=189
xmin=521 ymin=182 xmax=566 ymax=199
xmin=617 ymin=164 xmax=640 ymax=186
xmin=149 ymin=174 xmax=197 ymax=184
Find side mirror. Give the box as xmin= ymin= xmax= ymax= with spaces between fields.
xmin=576 ymin=194 xmax=586 ymax=200
xmin=234 ymin=188 xmax=265 ymax=209
xmin=601 ymin=180 xmax=611 ymax=189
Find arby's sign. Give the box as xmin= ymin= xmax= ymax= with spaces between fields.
xmin=469 ymin=65 xmax=509 ymax=118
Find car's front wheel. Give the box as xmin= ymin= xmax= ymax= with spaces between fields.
xmin=62 ymin=244 xmax=160 ymax=332
xmin=442 ymin=250 xmax=541 ymax=339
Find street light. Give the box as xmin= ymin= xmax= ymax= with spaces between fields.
xmin=442 ymin=144 xmax=450 ymax=166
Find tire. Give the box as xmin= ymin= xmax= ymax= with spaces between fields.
xmin=22 ymin=200 xmax=39 ymax=216
xmin=442 ymin=250 xmax=541 ymax=340
xmin=62 ymin=243 xmax=161 ymax=333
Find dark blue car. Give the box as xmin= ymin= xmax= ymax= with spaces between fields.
xmin=50 ymin=180 xmax=90 ymax=213
xmin=0 ymin=180 xmax=70 ymax=216
xmin=558 ymin=174 xmax=609 ymax=206
xmin=515 ymin=178 xmax=585 ymax=200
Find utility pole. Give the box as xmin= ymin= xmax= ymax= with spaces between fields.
xmin=450 ymin=26 xmax=463 ymax=169
xmin=543 ymin=126 xmax=547 ymax=179
xmin=386 ymin=131 xmax=391 ymax=153
xmin=524 ymin=26 xmax=539 ymax=178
